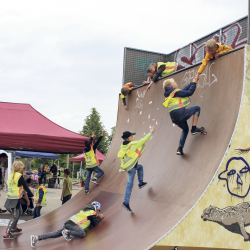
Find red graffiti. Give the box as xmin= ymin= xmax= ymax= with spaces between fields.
xmin=175 ymin=23 xmax=247 ymax=68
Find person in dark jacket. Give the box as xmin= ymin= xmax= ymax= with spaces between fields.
xmin=4 ymin=161 xmax=38 ymax=239
xmin=163 ymin=77 xmax=203 ymax=155
xmin=50 ymin=163 xmax=58 ymax=185
xmin=31 ymin=201 xmax=104 ymax=247
xmin=84 ymin=131 xmax=104 ymax=195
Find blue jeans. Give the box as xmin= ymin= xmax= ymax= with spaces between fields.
xmin=175 ymin=105 xmax=200 ymax=148
xmin=124 ymin=163 xmax=143 ymax=204
xmin=33 ymin=206 xmax=42 ymax=219
xmin=85 ymin=166 xmax=104 ymax=190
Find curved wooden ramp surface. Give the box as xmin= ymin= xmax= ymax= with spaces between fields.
xmin=0 ymin=47 xmax=245 ymax=250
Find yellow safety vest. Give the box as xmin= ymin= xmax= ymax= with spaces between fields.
xmin=35 ymin=186 xmax=47 ymax=206
xmin=7 ymin=172 xmax=23 ymax=199
xmin=85 ymin=145 xmax=99 ymax=168
xmin=163 ymin=89 xmax=190 ymax=112
xmin=69 ymin=210 xmax=97 ymax=229
xmin=157 ymin=62 xmax=179 ymax=77
xmin=118 ymin=142 xmax=146 ymax=172
xmin=121 ymin=82 xmax=133 ymax=99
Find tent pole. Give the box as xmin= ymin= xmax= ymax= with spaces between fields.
xmin=67 ymin=154 xmax=69 ymax=168
xmin=72 ymin=162 xmax=74 ymax=179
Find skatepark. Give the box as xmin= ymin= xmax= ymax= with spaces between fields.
xmin=0 ymin=14 xmax=250 ymax=250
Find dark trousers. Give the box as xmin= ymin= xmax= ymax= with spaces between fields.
xmin=6 ymin=203 xmax=21 ymax=234
xmin=33 ymin=206 xmax=42 ymax=219
xmin=39 ymin=176 xmax=46 ymax=186
xmin=62 ymin=194 xmax=72 ymax=205
xmin=38 ymin=220 xmax=85 ymax=240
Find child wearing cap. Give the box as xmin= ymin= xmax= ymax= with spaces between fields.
xmin=84 ymin=131 xmax=104 ymax=195
xmin=31 ymin=201 xmax=104 ymax=247
xmin=120 ymin=82 xmax=135 ymax=110
xmin=117 ymin=126 xmax=156 ymax=212
xmin=147 ymin=62 xmax=182 ymax=91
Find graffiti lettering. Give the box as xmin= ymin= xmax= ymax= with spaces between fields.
xmin=175 ymin=23 xmax=247 ymax=68
xmin=181 ymin=62 xmax=217 ymax=89
xmin=136 ymin=57 xmax=154 ymax=77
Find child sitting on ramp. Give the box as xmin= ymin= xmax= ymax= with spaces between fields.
xmin=163 ymin=77 xmax=202 ymax=155
xmin=31 ymin=201 xmax=104 ymax=247
xmin=118 ymin=126 xmax=156 ymax=212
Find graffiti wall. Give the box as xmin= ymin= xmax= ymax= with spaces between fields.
xmin=123 ymin=17 xmax=247 ymax=87
xmin=174 ymin=22 xmax=248 ymax=68
xmin=156 ymin=46 xmax=250 ymax=249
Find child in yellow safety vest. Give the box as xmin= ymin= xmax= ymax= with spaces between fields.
xmin=121 ymin=82 xmax=135 ymax=110
xmin=163 ymin=77 xmax=203 ymax=155
xmin=146 ymin=62 xmax=182 ymax=91
xmin=31 ymin=201 xmax=104 ymax=247
xmin=33 ymin=182 xmax=47 ymax=219
xmin=84 ymin=131 xmax=104 ymax=195
xmin=4 ymin=161 xmax=38 ymax=240
xmin=117 ymin=126 xmax=156 ymax=212
xmin=195 ymin=39 xmax=232 ymax=80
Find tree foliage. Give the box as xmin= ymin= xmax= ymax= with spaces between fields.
xmin=31 ymin=107 xmax=113 ymax=177
xmin=79 ymin=107 xmax=110 ymax=155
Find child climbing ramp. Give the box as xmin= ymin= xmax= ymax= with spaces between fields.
xmin=121 ymin=82 xmax=135 ymax=110
xmin=117 ymin=126 xmax=156 ymax=212
xmin=162 ymin=77 xmax=204 ymax=155
xmin=84 ymin=131 xmax=104 ymax=195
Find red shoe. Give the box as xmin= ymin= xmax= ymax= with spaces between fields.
xmin=11 ymin=228 xmax=22 ymax=234
xmin=3 ymin=233 xmax=16 ymax=239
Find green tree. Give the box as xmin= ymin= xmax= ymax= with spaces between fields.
xmin=80 ymin=108 xmax=110 ymax=155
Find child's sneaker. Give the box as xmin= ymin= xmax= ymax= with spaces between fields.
xmin=91 ymin=179 xmax=99 ymax=185
xmin=11 ymin=228 xmax=22 ymax=234
xmin=122 ymin=202 xmax=132 ymax=212
xmin=3 ymin=233 xmax=16 ymax=240
xmin=176 ymin=147 xmax=183 ymax=155
xmin=191 ymin=127 xmax=203 ymax=135
xmin=31 ymin=235 xmax=37 ymax=247
xmin=138 ymin=182 xmax=147 ymax=189
xmin=85 ymin=190 xmax=90 ymax=195
xmin=62 ymin=229 xmax=72 ymax=241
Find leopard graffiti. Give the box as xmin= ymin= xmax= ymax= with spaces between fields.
xmin=201 ymin=203 xmax=250 ymax=241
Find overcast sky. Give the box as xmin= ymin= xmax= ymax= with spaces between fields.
xmin=0 ymin=0 xmax=248 ymax=134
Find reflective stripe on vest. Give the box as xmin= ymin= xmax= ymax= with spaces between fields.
xmin=120 ymin=144 xmax=146 ymax=172
xmin=85 ymin=146 xmax=99 ymax=168
xmin=163 ymin=89 xmax=190 ymax=112
xmin=121 ymin=82 xmax=133 ymax=98
xmin=7 ymin=172 xmax=23 ymax=199
xmin=69 ymin=210 xmax=96 ymax=229
xmin=35 ymin=186 xmax=47 ymax=206
xmin=157 ymin=62 xmax=179 ymax=77
xmin=168 ymin=99 xmax=190 ymax=112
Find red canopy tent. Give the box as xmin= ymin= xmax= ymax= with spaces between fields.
xmin=0 ymin=102 xmax=89 ymax=154
xmin=69 ymin=149 xmax=105 ymax=163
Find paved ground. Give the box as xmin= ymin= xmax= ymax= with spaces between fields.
xmin=0 ymin=183 xmax=82 ymax=225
